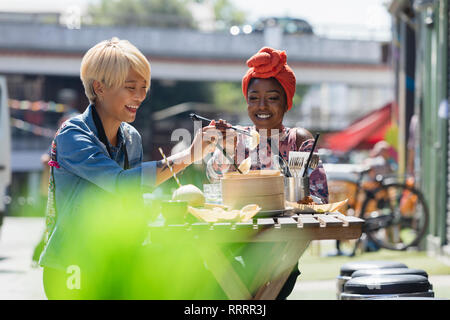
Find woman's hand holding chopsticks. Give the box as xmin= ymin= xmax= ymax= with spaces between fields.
xmin=210 ymin=119 xmax=238 ymax=156
xmin=155 ymin=123 xmax=217 ymax=185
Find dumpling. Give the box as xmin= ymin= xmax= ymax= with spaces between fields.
xmin=172 ymin=184 xmax=205 ymax=207
xmin=238 ymin=157 xmax=252 ymax=175
xmin=249 ymin=130 xmax=260 ymax=150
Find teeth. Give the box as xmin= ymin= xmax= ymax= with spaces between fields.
xmin=257 ymin=114 xmax=271 ymax=119
xmin=126 ymin=105 xmax=138 ymax=109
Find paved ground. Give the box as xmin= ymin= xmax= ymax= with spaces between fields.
xmin=1 ymin=217 xmax=449 ymax=300
xmin=0 ymin=217 xmax=46 ymax=299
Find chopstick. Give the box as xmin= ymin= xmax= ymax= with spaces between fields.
xmin=303 ymin=133 xmax=320 ymax=178
xmin=216 ymin=144 xmax=243 ymax=174
xmin=158 ymin=147 xmax=182 ymax=187
xmin=189 ymin=113 xmax=252 ymax=137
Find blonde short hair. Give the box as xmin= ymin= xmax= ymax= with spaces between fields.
xmin=80 ymin=37 xmax=151 ymax=103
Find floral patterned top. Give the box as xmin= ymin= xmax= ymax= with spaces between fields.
xmin=206 ymin=126 xmax=329 ymax=204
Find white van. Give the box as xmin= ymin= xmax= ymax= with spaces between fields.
xmin=0 ymin=76 xmax=11 ymax=227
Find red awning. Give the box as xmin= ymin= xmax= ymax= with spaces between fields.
xmin=321 ymin=102 xmax=393 ymax=152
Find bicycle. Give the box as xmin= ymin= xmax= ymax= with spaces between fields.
xmin=326 ymin=166 xmax=429 ymax=256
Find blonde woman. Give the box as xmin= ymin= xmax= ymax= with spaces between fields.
xmin=39 ymin=38 xmax=216 ymax=299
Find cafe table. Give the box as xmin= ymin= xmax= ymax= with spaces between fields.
xmin=148 ymin=211 xmax=364 ymax=300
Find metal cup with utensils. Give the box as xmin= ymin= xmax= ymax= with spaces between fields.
xmin=288 ymin=152 xmax=320 ymax=177
xmin=285 ymin=176 xmax=310 ymax=202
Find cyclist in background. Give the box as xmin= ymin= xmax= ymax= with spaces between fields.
xmin=363 ymin=140 xmax=398 ymax=181
xmin=359 ymin=140 xmax=398 ymax=252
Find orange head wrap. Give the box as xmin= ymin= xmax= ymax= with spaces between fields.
xmin=242 ymin=47 xmax=296 ymax=110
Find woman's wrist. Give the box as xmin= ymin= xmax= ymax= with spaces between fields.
xmin=177 ymin=147 xmax=194 ymax=167
xmin=186 ymin=145 xmax=195 ymax=165
xmin=165 ymin=147 xmax=193 ymax=169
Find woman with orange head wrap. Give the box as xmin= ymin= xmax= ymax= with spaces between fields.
xmin=207 ymin=47 xmax=329 ymax=300
xmin=207 ymin=47 xmax=329 ymax=204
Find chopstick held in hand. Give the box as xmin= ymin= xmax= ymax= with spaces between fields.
xmin=158 ymin=147 xmax=182 ymax=187
xmin=188 ymin=113 xmax=243 ymax=174
xmin=189 ymin=113 xmax=252 ymax=137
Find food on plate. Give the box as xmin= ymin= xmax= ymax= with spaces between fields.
xmin=203 ymin=203 xmax=230 ymax=210
xmin=240 ymin=204 xmax=261 ymax=221
xmin=172 ymin=184 xmax=205 ymax=207
xmin=187 ymin=204 xmax=261 ymax=223
xmin=286 ymin=199 xmax=349 ymax=213
xmin=297 ymin=196 xmax=314 ymax=205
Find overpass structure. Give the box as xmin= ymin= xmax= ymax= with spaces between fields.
xmin=0 ymin=22 xmax=393 ymax=86
xmin=1 ymin=21 xmax=395 ymax=173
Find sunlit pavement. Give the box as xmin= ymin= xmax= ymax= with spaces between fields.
xmin=1 ymin=217 xmax=449 ymax=300
xmin=0 ymin=217 xmax=46 ymax=300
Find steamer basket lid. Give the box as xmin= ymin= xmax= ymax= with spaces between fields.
xmin=223 ymin=170 xmax=281 ymax=179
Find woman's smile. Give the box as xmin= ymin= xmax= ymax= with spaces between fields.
xmin=125 ymin=104 xmax=139 ymax=114
xmin=255 ymin=113 xmax=272 ymax=119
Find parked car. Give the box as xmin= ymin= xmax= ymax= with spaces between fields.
xmin=0 ymin=76 xmax=11 ymax=231
xmin=252 ymin=16 xmax=314 ymax=35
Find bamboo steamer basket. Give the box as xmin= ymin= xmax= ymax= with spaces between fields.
xmin=221 ymin=170 xmax=285 ymax=211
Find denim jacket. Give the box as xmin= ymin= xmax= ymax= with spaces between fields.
xmin=39 ymin=105 xmax=157 ymax=270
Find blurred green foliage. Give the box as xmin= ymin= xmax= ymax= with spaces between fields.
xmin=87 ymin=0 xmax=197 ymax=28
xmin=43 ymin=183 xmax=228 ymax=299
xmin=293 ymin=84 xmax=310 ymax=109
xmin=212 ymin=81 xmax=247 ymax=113
xmin=384 ymin=123 xmax=399 ymax=150
xmin=41 ymin=178 xmax=293 ymax=299
xmin=87 ymin=0 xmax=248 ymax=30
xmin=211 ymin=0 xmax=247 ymax=29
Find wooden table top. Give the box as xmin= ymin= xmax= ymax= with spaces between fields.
xmin=149 ymin=212 xmax=364 ymax=243
xmin=146 ymin=211 xmax=364 ymax=300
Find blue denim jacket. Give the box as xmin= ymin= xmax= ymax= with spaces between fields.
xmin=39 ymin=105 xmax=157 ymax=270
